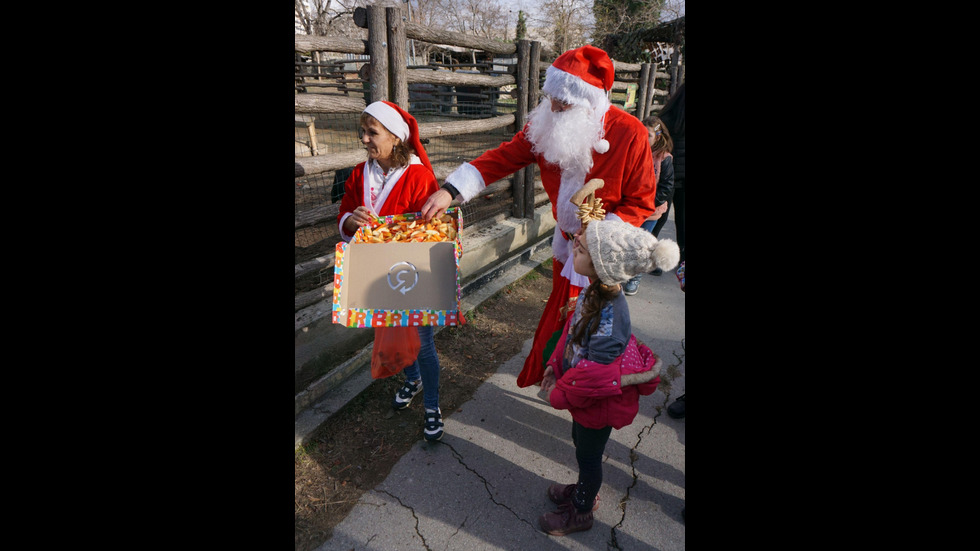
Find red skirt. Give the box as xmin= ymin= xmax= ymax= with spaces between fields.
xmin=516 ymin=258 xmax=583 ymax=388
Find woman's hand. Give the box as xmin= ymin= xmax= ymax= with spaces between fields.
xmin=344 ymin=206 xmax=376 ymax=234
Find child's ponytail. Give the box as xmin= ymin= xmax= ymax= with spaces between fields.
xmin=569 ymin=280 xmax=621 ymax=346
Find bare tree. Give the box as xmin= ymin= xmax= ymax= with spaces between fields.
xmin=534 ymin=0 xmax=594 ymax=54
xmin=294 ymin=0 xmax=368 ymax=38
xmin=442 ymin=0 xmax=509 ymax=42
xmin=403 ymin=0 xmax=445 ymax=64
xmin=660 ymin=0 xmax=685 ymax=21
xmin=593 ymin=0 xmax=664 ymax=41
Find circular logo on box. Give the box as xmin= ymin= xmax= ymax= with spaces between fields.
xmin=387 ymin=262 xmax=419 ymax=294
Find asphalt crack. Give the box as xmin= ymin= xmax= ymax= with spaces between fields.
xmin=445 ymin=514 xmax=468 ymax=551
xmin=608 ymin=346 xmax=683 ymax=550
xmin=443 ymin=440 xmax=538 ymax=531
xmin=378 ymin=489 xmax=431 ymax=551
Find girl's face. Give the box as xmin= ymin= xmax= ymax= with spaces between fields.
xmin=360 ymin=117 xmax=399 ymax=164
xmin=572 ymin=230 xmax=599 ymax=280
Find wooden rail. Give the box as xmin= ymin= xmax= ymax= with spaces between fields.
xmin=295 ymin=4 xmax=677 ymax=284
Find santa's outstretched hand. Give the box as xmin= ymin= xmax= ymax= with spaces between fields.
xmin=421 ymin=188 xmax=453 ymax=221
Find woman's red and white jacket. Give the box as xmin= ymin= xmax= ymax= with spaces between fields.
xmin=546 ymin=318 xmax=661 ymax=430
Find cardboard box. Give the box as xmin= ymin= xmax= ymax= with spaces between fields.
xmin=332 ymin=208 xmax=464 ymax=328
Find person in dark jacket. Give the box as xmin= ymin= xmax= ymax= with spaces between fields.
xmin=657 ymin=83 xmax=684 ymax=264
xmin=658 ymin=84 xmax=685 ymax=420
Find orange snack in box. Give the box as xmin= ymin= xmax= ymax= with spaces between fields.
xmin=355 ymin=214 xmax=457 ymax=244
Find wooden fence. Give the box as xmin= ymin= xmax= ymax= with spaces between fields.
xmin=294 ymin=4 xmax=677 ymax=316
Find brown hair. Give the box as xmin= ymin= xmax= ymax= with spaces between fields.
xmin=359 ymin=112 xmax=413 ymax=168
xmin=569 ymin=280 xmax=621 ymax=346
xmin=642 ymin=114 xmax=673 ymax=157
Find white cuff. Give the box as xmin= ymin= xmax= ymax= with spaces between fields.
xmin=339 ymin=212 xmax=355 ymax=242
xmin=445 ymin=162 xmax=485 ymax=202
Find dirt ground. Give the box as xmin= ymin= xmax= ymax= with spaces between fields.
xmin=294 ymin=259 xmax=555 ymax=551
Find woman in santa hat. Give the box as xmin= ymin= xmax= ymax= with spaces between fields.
xmin=338 ymin=100 xmax=447 ymax=442
xmin=420 ymin=45 xmax=658 ymax=389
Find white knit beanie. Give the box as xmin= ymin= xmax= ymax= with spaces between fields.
xmin=585 ymin=219 xmax=681 ymax=285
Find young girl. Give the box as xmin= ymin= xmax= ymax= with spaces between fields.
xmin=624 ymin=115 xmax=674 ymax=295
xmin=337 ymin=101 xmax=447 ymax=442
xmin=538 ymin=219 xmax=680 ymax=536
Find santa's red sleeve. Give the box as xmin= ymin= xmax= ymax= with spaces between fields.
xmin=446 ymin=128 xmax=537 ymax=201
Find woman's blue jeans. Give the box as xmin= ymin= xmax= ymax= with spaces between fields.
xmin=401 ymin=325 xmax=441 ymax=411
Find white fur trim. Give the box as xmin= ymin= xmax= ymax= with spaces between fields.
xmin=542 ymin=66 xmax=612 ymax=114
xmin=363 ymin=102 xmax=409 ymax=141
xmin=339 ymin=212 xmax=355 ymax=242
xmin=555 ymin=168 xmax=586 ymax=235
xmin=445 ymin=162 xmax=485 ymax=202
xmin=552 ymin=225 xmax=571 ymax=264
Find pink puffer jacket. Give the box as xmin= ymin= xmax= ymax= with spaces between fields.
xmin=546 ymin=319 xmax=660 ymax=430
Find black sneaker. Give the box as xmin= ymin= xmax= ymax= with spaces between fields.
xmin=423 ymin=408 xmax=444 ymax=441
xmin=667 ymin=394 xmax=685 ymax=419
xmin=392 ymin=379 xmax=422 ymax=410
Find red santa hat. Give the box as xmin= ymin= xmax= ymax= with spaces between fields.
xmin=541 ymin=45 xmax=615 ymax=154
xmin=362 ymin=101 xmax=434 ymax=176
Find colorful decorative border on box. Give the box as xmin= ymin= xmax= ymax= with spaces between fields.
xmin=332 ymin=208 xmax=465 ymax=328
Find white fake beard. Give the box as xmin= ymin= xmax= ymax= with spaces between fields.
xmin=526 ymin=100 xmax=604 ymax=235
xmin=525 ymin=100 xmax=602 ymax=176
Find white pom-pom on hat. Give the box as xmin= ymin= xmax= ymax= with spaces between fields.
xmin=651 ymin=239 xmax=681 ymax=272
xmin=593 ymin=139 xmax=609 ymax=154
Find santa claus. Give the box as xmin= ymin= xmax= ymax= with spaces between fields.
xmin=420 ymin=45 xmax=657 ymax=388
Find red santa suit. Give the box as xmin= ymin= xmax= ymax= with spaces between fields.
xmin=338 ymin=161 xmax=438 ymax=240
xmin=444 ymin=46 xmax=657 ymax=387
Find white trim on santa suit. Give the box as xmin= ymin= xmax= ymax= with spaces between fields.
xmin=444 ymin=45 xmax=621 ymax=287
xmin=362 ymin=155 xmax=421 ymax=216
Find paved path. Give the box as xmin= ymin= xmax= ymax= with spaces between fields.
xmin=316 ymin=214 xmax=685 ymax=550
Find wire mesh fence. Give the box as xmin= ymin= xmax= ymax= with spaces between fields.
xmin=294 ymin=69 xmax=537 ymax=295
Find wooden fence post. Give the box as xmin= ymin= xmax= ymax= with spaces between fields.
xmin=644 ymin=65 xmax=657 ymax=116
xmin=522 ymin=40 xmax=541 ymax=217
xmin=368 ymin=5 xmax=389 ymax=102
xmin=512 ymin=39 xmax=530 ymax=218
xmin=528 ymin=41 xmax=541 ymax=109
xmin=306 ymin=121 xmax=319 ymax=156
xmin=387 ymin=6 xmax=409 ymax=108
xmin=669 ymin=49 xmax=682 ymax=95
xmin=636 ymin=63 xmax=650 ymax=121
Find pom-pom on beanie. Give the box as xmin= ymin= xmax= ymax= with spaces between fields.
xmin=584 ymin=219 xmax=681 ymax=285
